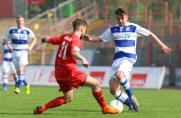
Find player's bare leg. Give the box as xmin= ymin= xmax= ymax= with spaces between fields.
xmin=84 ymin=75 xmax=119 ymax=114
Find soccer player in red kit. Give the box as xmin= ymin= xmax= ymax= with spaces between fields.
xmin=33 ymin=18 xmax=119 ymax=114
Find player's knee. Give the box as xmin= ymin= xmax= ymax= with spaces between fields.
xmin=65 ymin=99 xmax=72 ymax=103
xmin=65 ymin=97 xmax=73 ymax=103
xmin=92 ymin=80 xmax=101 ymax=90
xmin=116 ymin=71 xmax=125 ymax=80
xmin=95 ymin=80 xmax=101 ymax=88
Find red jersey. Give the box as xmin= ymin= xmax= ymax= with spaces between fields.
xmin=48 ymin=33 xmax=81 ymax=79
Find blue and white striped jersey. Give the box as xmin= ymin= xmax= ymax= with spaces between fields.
xmin=2 ymin=42 xmax=12 ymax=62
xmin=99 ymin=22 xmax=151 ymax=66
xmin=6 ymin=26 xmax=35 ymax=50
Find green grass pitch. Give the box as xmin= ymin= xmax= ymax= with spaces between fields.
xmin=0 ymin=86 xmax=181 ymax=118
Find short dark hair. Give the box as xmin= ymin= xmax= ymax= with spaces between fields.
xmin=115 ymin=8 xmax=127 ymax=19
xmin=16 ymin=15 xmax=24 ymax=19
xmin=72 ymin=18 xmax=87 ymax=31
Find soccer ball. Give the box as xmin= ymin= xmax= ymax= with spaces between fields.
xmin=109 ymin=99 xmax=123 ymax=112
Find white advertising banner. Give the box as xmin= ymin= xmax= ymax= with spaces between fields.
xmin=176 ymin=68 xmax=181 ymax=86
xmin=0 ymin=65 xmax=58 ymax=86
xmin=130 ymin=67 xmax=166 ymax=89
xmin=0 ymin=65 xmax=166 ymax=89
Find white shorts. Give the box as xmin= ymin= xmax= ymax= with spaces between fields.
xmin=13 ymin=50 xmax=28 ymax=68
xmin=2 ymin=61 xmax=17 ymax=73
xmin=110 ymin=59 xmax=133 ymax=79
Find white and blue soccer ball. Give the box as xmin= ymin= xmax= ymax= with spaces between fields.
xmin=109 ymin=99 xmax=123 ymax=112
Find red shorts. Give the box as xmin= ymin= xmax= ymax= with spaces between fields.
xmin=56 ymin=69 xmax=87 ymax=93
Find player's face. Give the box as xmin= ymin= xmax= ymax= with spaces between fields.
xmin=117 ymin=14 xmax=128 ymax=26
xmin=16 ymin=17 xmax=25 ymax=28
xmin=80 ymin=25 xmax=87 ymax=35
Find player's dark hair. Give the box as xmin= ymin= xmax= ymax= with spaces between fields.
xmin=16 ymin=15 xmax=24 ymax=19
xmin=115 ymin=8 xmax=127 ymax=19
xmin=72 ymin=18 xmax=87 ymax=31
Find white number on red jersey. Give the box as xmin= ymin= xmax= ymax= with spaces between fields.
xmin=59 ymin=41 xmax=69 ymax=59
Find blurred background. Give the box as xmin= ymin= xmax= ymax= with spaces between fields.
xmin=0 ymin=0 xmax=181 ymax=88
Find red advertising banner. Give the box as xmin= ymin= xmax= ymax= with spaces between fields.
xmin=130 ymin=73 xmax=148 ymax=88
xmin=28 ymin=0 xmax=45 ymax=5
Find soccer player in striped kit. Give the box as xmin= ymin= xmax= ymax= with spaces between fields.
xmin=5 ymin=15 xmax=37 ymax=94
xmin=1 ymin=40 xmax=18 ymax=90
xmin=83 ymin=8 xmax=172 ymax=111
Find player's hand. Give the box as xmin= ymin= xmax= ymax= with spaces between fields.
xmin=160 ymin=44 xmax=172 ymax=55
xmin=41 ymin=37 xmax=48 ymax=44
xmin=82 ymin=58 xmax=89 ymax=68
xmin=28 ymin=47 xmax=32 ymax=51
xmin=81 ymin=34 xmax=91 ymax=41
xmin=8 ymin=46 xmax=13 ymax=51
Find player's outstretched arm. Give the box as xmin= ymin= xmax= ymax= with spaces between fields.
xmin=73 ymin=52 xmax=89 ymax=68
xmin=82 ymin=34 xmax=102 ymax=42
xmin=150 ymin=32 xmax=172 ymax=55
xmin=42 ymin=36 xmax=63 ymax=45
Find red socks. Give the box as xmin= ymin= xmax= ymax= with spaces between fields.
xmin=43 ymin=91 xmax=106 ymax=111
xmin=44 ymin=96 xmax=66 ymax=110
xmin=92 ymin=90 xmax=107 ymax=108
